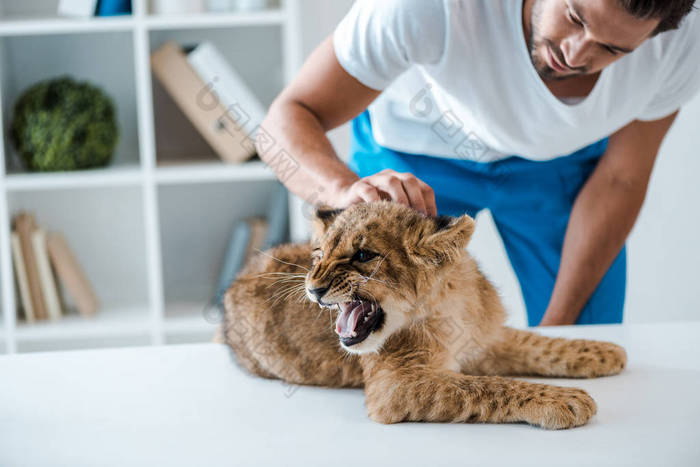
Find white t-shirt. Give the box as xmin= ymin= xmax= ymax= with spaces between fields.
xmin=333 ymin=0 xmax=700 ymax=162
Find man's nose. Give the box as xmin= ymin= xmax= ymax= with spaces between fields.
xmin=562 ymin=36 xmax=589 ymax=69
xmin=308 ymin=286 xmax=329 ymax=301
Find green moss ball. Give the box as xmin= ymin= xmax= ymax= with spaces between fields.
xmin=10 ymin=76 xmax=119 ymax=172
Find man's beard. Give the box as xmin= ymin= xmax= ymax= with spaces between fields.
xmin=527 ymin=0 xmax=588 ymax=81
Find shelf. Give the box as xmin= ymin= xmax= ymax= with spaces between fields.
xmin=149 ymin=24 xmax=283 ymax=111
xmin=0 ymin=11 xmax=285 ymax=37
xmin=155 ymin=160 xmax=275 ymax=184
xmin=6 ymin=186 xmax=151 ymax=310
xmin=0 ymin=16 xmax=135 ymax=37
xmin=15 ymin=307 xmax=151 ymax=341
xmin=1 ymin=31 xmax=141 ymax=172
xmin=145 ymin=10 xmax=285 ymax=30
xmin=164 ymin=302 xmax=220 ymax=335
xmin=158 ymin=179 xmax=280 ymax=307
xmin=0 ymin=0 xmax=300 ymax=354
xmin=4 ymin=164 xmax=144 ymax=191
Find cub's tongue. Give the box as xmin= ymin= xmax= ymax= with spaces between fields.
xmin=335 ymin=301 xmax=370 ymax=337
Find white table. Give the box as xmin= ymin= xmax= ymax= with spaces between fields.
xmin=1 ymin=322 xmax=699 ymax=467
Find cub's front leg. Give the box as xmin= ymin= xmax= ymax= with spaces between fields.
xmin=363 ymin=368 xmax=596 ymax=429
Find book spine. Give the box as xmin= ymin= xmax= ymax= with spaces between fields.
xmin=10 ymin=232 xmax=35 ymax=323
xmin=32 ymin=229 xmax=63 ymax=321
xmin=243 ymin=218 xmax=268 ymax=265
xmin=216 ymin=221 xmax=251 ymax=304
xmin=46 ymin=232 xmax=99 ymax=317
xmin=150 ymin=41 xmax=255 ymax=164
xmin=262 ymin=183 xmax=289 ymax=249
xmin=95 ymin=0 xmax=132 ymax=16
xmin=14 ymin=213 xmax=48 ymax=320
xmin=186 ymin=42 xmax=267 ymax=137
xmin=57 ymin=0 xmax=98 ymax=17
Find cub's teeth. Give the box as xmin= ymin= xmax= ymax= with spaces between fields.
xmin=351 ymin=331 xmax=357 ymax=337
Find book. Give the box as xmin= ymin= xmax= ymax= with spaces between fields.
xmin=187 ymin=41 xmax=267 ymax=139
xmin=152 ymin=0 xmax=204 ymax=14
xmin=46 ymin=232 xmax=99 ymax=317
xmin=262 ymin=183 xmax=289 ymax=250
xmin=10 ymin=232 xmax=35 ymax=323
xmin=151 ymin=41 xmax=256 ymax=164
xmin=95 ymin=0 xmax=131 ymax=16
xmin=32 ymin=229 xmax=63 ymax=321
xmin=207 ymin=0 xmax=235 ymax=13
xmin=215 ymin=217 xmax=268 ymax=305
xmin=214 ymin=184 xmax=289 ymax=306
xmin=245 ymin=218 xmax=268 ymax=266
xmin=57 ymin=0 xmax=98 ymax=17
xmin=215 ymin=221 xmax=251 ymax=305
xmin=151 ymin=77 xmax=219 ymax=165
xmin=234 ymin=0 xmax=269 ymax=12
xmin=13 ymin=213 xmax=48 ymax=320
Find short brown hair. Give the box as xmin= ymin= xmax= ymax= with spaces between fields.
xmin=618 ymin=0 xmax=697 ymax=34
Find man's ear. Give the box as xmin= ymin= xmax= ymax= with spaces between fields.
xmin=409 ymin=214 xmax=475 ymax=265
xmin=311 ymin=205 xmax=345 ymax=241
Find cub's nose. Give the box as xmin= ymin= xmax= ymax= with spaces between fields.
xmin=308 ymin=286 xmax=329 ymax=302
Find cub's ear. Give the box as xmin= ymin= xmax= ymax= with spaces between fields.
xmin=311 ymin=205 xmax=345 ymax=241
xmin=410 ymin=214 xmax=475 ymax=265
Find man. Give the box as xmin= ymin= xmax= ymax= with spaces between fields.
xmin=257 ymin=0 xmax=700 ymax=326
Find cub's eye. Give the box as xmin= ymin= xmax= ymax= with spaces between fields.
xmin=352 ymin=249 xmax=378 ymax=263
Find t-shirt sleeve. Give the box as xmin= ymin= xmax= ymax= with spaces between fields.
xmin=637 ymin=12 xmax=700 ymax=121
xmin=332 ymin=0 xmax=448 ymax=91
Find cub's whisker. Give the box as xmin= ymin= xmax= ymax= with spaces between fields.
xmin=254 ymin=249 xmax=310 ymax=271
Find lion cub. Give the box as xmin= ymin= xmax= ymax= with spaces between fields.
xmin=221 ymin=201 xmax=626 ymax=429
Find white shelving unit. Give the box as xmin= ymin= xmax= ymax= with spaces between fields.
xmin=0 ymin=0 xmax=303 ymax=354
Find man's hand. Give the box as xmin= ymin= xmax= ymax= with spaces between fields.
xmin=261 ymin=36 xmax=436 ymax=218
xmin=330 ymin=169 xmax=438 ymax=216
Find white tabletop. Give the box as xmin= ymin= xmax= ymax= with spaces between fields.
xmin=1 ymin=322 xmax=699 ymax=467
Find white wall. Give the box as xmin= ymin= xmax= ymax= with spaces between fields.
xmin=625 ymin=95 xmax=700 ymax=323
xmin=297 ymin=0 xmax=354 ymax=155
xmin=296 ymin=0 xmax=700 ymax=326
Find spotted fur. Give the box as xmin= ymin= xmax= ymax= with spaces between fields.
xmin=220 ymin=201 xmax=626 ymax=429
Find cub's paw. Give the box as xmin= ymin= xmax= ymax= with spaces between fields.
xmin=567 ymin=342 xmax=627 ymax=378
xmin=593 ymin=342 xmax=627 ymax=376
xmin=524 ymin=387 xmax=597 ymax=430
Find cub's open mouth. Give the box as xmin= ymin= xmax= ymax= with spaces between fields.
xmin=335 ymin=298 xmax=385 ymax=346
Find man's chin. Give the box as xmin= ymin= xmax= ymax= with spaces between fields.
xmin=536 ymin=65 xmax=581 ymax=82
xmin=531 ymin=49 xmax=579 ymax=81
xmin=539 ymin=69 xmax=569 ymax=81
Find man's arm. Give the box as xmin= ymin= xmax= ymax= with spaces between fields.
xmin=539 ymin=111 xmax=679 ymax=326
xmin=258 ymin=35 xmax=437 ymax=216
